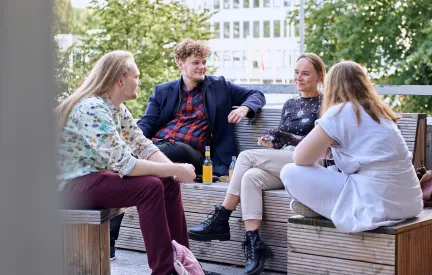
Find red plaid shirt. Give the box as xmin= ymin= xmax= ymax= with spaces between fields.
xmin=152 ymin=88 xmax=211 ymax=152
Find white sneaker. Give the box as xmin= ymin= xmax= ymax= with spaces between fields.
xmin=290 ymin=200 xmax=322 ymax=218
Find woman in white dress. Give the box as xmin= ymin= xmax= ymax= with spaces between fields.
xmin=280 ymin=60 xmax=423 ymax=233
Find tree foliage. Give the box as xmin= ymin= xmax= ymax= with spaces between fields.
xmin=288 ymin=0 xmax=432 ymax=114
xmin=72 ymin=8 xmax=102 ymax=35
xmin=63 ymin=0 xmax=214 ymax=117
xmin=53 ymin=0 xmax=74 ymax=34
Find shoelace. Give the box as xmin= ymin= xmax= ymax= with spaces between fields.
xmin=201 ymin=206 xmax=220 ymax=227
xmin=242 ymin=234 xmax=255 ymax=260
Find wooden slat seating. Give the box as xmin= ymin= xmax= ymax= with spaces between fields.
xmin=59 ymin=208 xmax=127 ymax=275
xmin=287 ymin=208 xmax=432 ymax=275
xmin=117 ymin=109 xmax=427 ymax=273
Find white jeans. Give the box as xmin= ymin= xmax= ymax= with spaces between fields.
xmin=227 ymin=147 xmax=295 ymax=220
xmin=280 ymin=163 xmax=346 ymax=219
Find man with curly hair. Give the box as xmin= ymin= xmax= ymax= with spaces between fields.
xmin=137 ymin=38 xmax=266 ymax=176
xmin=109 ymin=39 xmax=266 ymax=261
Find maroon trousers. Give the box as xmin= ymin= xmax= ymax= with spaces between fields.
xmin=61 ymin=172 xmax=189 ymax=275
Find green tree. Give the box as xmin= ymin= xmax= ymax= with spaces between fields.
xmin=289 ymin=0 xmax=432 ymax=114
xmin=72 ymin=8 xmax=102 ymax=35
xmin=66 ymin=0 xmax=214 ymax=117
xmin=53 ymin=0 xmax=74 ymax=34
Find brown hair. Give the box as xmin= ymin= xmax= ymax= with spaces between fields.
xmin=321 ymin=61 xmax=399 ymax=124
xmin=173 ymin=39 xmax=211 ymax=61
xmin=296 ymin=52 xmax=326 ymax=85
xmin=56 ymin=50 xmax=134 ymax=127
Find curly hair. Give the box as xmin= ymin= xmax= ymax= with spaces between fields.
xmin=173 ymin=39 xmax=211 ymax=61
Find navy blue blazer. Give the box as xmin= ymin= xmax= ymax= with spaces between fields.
xmin=137 ymin=75 xmax=266 ymax=176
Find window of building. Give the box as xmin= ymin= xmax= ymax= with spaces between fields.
xmin=253 ymin=0 xmax=260 ymax=8
xmin=274 ymin=0 xmax=282 ymax=7
xmin=233 ymin=51 xmax=241 ymax=68
xmin=274 ymin=20 xmax=281 ymax=37
xmin=214 ymin=0 xmax=220 ymax=9
xmin=244 ymin=0 xmax=250 ymax=8
xmin=263 ymin=0 xmax=271 ymax=7
xmin=223 ymin=51 xmax=233 ymax=68
xmin=253 ymin=21 xmax=260 ymax=38
xmin=224 ymin=22 xmax=230 ymax=38
xmin=233 ymin=22 xmax=240 ymax=38
xmin=284 ymin=0 xmax=291 ymax=6
xmin=213 ymin=51 xmax=221 ymax=68
xmin=243 ymin=21 xmax=250 ymax=38
xmin=263 ymin=21 xmax=270 ymax=37
xmin=284 ymin=20 xmax=290 ymax=37
xmin=214 ymin=22 xmax=220 ymax=39
xmin=223 ymin=0 xmax=230 ymax=9
xmin=294 ymin=21 xmax=300 ymax=37
xmin=253 ymin=50 xmax=260 ymax=68
xmin=243 ymin=51 xmax=249 ymax=68
xmin=294 ymin=50 xmax=301 ymax=62
xmin=233 ymin=0 xmax=240 ymax=8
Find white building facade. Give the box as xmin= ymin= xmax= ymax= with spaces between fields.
xmin=187 ymin=0 xmax=301 ymax=84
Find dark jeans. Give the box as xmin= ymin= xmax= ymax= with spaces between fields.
xmin=61 ymin=172 xmax=189 ymax=275
xmin=109 ymin=140 xmax=202 ymax=255
xmin=154 ymin=140 xmax=204 ymax=175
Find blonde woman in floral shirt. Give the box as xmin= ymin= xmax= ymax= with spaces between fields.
xmin=56 ymin=51 xmax=196 ymax=275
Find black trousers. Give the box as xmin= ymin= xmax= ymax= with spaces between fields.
xmin=110 ymin=140 xmax=203 ymax=248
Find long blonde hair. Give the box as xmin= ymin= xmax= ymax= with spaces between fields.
xmin=321 ymin=61 xmax=399 ymax=124
xmin=56 ymin=50 xmax=134 ymax=127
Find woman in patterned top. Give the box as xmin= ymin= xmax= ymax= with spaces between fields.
xmin=56 ymin=51 xmax=196 ymax=275
xmin=188 ymin=53 xmax=325 ymax=275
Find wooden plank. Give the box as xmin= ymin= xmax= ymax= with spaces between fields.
xmin=287 ymin=223 xmax=395 ymax=265
xmin=181 ymin=182 xmax=291 ymax=199
xmin=63 ymin=223 xmax=103 ymax=275
xmin=181 ymin=183 xmax=292 ymax=214
xmin=116 ymin=226 xmax=287 ymax=272
xmin=99 ymin=222 xmax=110 ymax=275
xmin=396 ymin=223 xmax=432 ymax=275
xmin=59 ymin=208 xmax=128 ymax=224
xmin=288 ymin=208 xmax=432 ymax=235
xmin=287 ymin=252 xmax=395 ymax=275
xmin=121 ymin=209 xmax=287 ymax=247
xmin=413 ymin=117 xmax=427 ymax=168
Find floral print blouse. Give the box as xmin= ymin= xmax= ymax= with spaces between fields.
xmin=57 ymin=95 xmax=159 ymax=190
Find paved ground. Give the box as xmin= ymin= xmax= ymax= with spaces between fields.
xmin=111 ymin=249 xmax=284 ymax=275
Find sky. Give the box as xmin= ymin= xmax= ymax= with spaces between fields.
xmin=71 ymin=0 xmax=91 ymax=8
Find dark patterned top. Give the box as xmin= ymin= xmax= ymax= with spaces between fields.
xmin=152 ymin=87 xmax=210 ymax=152
xmin=261 ymin=95 xmax=322 ymax=149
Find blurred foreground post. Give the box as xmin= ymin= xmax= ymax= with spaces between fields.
xmin=0 ymin=0 xmax=62 ymax=274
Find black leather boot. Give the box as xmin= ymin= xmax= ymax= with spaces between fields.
xmin=242 ymin=230 xmax=272 ymax=275
xmin=187 ymin=205 xmax=232 ymax=241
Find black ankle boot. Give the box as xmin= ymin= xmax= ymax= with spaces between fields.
xmin=242 ymin=230 xmax=272 ymax=275
xmin=187 ymin=205 xmax=232 ymax=242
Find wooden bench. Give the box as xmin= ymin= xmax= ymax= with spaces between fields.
xmin=287 ymin=208 xmax=432 ymax=275
xmin=59 ymin=208 xmax=127 ymax=275
xmin=117 ymin=108 xmax=427 ymax=273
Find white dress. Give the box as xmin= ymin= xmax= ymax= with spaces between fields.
xmin=315 ymin=102 xmax=423 ymax=232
